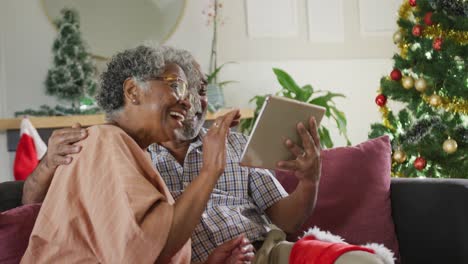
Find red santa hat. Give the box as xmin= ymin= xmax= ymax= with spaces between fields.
xmin=13 ymin=117 xmax=47 ymax=180
xmin=290 ymin=227 xmax=395 ymax=264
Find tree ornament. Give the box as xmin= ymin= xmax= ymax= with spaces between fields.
xmin=393 ymin=31 xmax=403 ymax=44
xmin=414 ymin=156 xmax=427 ymax=171
xmin=402 ymin=76 xmax=414 ymax=89
xmin=424 ymin=12 xmax=433 ymax=26
xmin=409 ymin=0 xmax=417 ymax=7
xmin=390 ymin=69 xmax=402 ymax=81
xmin=412 ymin=25 xmax=423 ymax=37
xmin=443 ymin=138 xmax=458 ymax=154
xmin=414 ymin=78 xmax=427 ymax=92
xmin=375 ymin=94 xmax=387 ymax=107
xmin=393 ymin=149 xmax=407 ymax=163
xmin=429 ymin=94 xmax=442 ymax=106
xmin=433 ymin=37 xmax=443 ymax=51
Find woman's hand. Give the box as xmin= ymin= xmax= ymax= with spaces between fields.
xmin=201 ymin=109 xmax=241 ymax=176
xmin=205 ymin=234 xmax=255 ymax=264
xmin=276 ymin=116 xmax=322 ymax=184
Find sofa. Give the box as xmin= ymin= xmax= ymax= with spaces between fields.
xmin=1 ymin=136 xmax=468 ymax=263
xmin=2 ymin=178 xmax=468 ymax=263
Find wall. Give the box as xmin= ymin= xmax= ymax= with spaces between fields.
xmin=0 ymin=0 xmax=212 ymax=181
xmin=0 ymin=0 xmax=400 ymax=181
xmin=218 ymin=0 xmax=399 ymax=147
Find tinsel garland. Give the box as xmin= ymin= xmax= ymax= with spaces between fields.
xmin=422 ymin=94 xmax=468 ymax=114
xmin=423 ymin=24 xmax=468 ymax=44
xmin=379 ymin=106 xmax=396 ymax=131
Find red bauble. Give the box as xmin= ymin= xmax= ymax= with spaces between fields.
xmin=390 ymin=69 xmax=402 ymax=81
xmin=414 ymin=157 xmax=427 ymax=171
xmin=375 ymin=94 xmax=387 ymax=107
xmin=433 ymin=37 xmax=443 ymax=51
xmin=424 ymin=12 xmax=433 ymax=26
xmin=412 ymin=25 xmax=423 ymax=37
xmin=409 ymin=0 xmax=417 ymax=6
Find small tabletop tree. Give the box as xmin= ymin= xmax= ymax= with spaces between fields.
xmin=16 ymin=8 xmax=98 ymax=116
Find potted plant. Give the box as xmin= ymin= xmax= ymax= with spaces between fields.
xmin=240 ymin=68 xmax=351 ymax=148
xmin=203 ymin=0 xmax=236 ymax=112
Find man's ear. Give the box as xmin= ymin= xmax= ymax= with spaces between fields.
xmin=123 ymin=78 xmax=141 ymax=105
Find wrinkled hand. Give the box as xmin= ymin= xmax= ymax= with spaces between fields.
xmin=202 ymin=109 xmax=241 ymax=176
xmin=43 ymin=123 xmax=87 ymax=171
xmin=276 ymin=116 xmax=321 ymax=183
xmin=206 ymin=234 xmax=255 ymax=264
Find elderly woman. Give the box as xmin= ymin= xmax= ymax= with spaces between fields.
xmin=21 ymin=46 xmax=254 ymax=264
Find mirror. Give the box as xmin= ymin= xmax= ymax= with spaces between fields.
xmin=42 ymin=0 xmax=186 ymax=59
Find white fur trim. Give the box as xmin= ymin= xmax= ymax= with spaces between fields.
xmin=363 ymin=243 xmax=395 ymax=264
xmin=302 ymin=226 xmax=347 ymax=244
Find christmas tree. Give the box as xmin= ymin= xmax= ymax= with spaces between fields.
xmin=369 ymin=0 xmax=467 ymax=178
xmin=16 ymin=8 xmax=98 ymax=116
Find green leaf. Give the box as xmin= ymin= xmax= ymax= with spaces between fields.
xmin=318 ymin=126 xmax=333 ymax=148
xmin=206 ymin=61 xmax=237 ymax=84
xmin=218 ymin=80 xmax=237 ymax=88
xmin=301 ymin=84 xmax=314 ymax=100
xmin=272 ymin=68 xmax=303 ymax=97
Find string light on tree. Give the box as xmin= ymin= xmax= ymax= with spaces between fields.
xmin=414 ymin=78 xmax=428 ymax=92
xmin=402 ymin=76 xmax=415 ymax=89
xmin=414 ymin=156 xmax=427 ymax=171
xmin=443 ymin=138 xmax=458 ymax=154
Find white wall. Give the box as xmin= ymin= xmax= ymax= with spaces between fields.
xmin=218 ymin=0 xmax=398 ymax=146
xmin=0 ymin=0 xmax=399 ymax=181
xmin=0 ymin=0 xmax=213 ymax=181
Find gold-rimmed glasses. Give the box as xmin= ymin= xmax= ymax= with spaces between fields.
xmin=153 ymin=76 xmax=189 ymax=100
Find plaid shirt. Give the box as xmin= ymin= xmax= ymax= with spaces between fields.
xmin=149 ymin=128 xmax=288 ymax=262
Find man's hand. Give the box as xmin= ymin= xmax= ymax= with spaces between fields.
xmin=205 ymin=234 xmax=255 ymax=264
xmin=265 ymin=116 xmax=321 ymax=234
xmin=276 ymin=116 xmax=321 ymax=184
xmin=22 ymin=123 xmax=87 ymax=204
xmin=43 ymin=123 xmax=88 ymax=171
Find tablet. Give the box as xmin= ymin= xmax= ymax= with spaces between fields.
xmin=240 ymin=95 xmax=325 ymax=170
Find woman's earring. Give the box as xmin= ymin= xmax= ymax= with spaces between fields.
xmin=132 ymin=99 xmax=138 ymax=104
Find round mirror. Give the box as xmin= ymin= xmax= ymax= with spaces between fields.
xmin=42 ymin=0 xmax=186 ymax=59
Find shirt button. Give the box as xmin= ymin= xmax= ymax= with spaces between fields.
xmin=202 ymin=213 xmax=208 ymax=218
xmin=183 ymin=182 xmax=189 ymax=188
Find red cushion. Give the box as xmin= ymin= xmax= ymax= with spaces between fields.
xmin=275 ymin=136 xmax=400 ymax=261
xmin=0 ymin=204 xmax=41 ymax=264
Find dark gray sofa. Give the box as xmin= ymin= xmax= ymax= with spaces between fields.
xmin=1 ymin=178 xmax=468 ymax=263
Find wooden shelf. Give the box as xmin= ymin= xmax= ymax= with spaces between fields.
xmin=0 ymin=108 xmax=254 ymax=131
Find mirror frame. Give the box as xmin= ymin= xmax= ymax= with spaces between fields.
xmin=41 ymin=0 xmax=187 ymax=60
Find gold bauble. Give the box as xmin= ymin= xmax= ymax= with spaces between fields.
xmin=393 ymin=31 xmax=403 ymax=44
xmin=414 ymin=78 xmax=427 ymax=92
xmin=443 ymin=138 xmax=458 ymax=154
xmin=402 ymin=76 xmax=414 ymax=89
xmin=429 ymin=94 xmax=442 ymax=106
xmin=393 ymin=149 xmax=407 ymax=163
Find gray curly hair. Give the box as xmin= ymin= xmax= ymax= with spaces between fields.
xmin=96 ymin=45 xmax=202 ymax=119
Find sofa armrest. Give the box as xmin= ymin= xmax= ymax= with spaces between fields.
xmin=390 ymin=178 xmax=468 ymax=264
xmin=0 ymin=181 xmax=24 ymax=212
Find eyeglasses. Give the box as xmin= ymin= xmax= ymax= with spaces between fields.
xmin=153 ymin=76 xmax=189 ymax=100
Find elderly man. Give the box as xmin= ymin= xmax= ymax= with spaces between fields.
xmin=23 ymin=46 xmax=321 ymax=263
